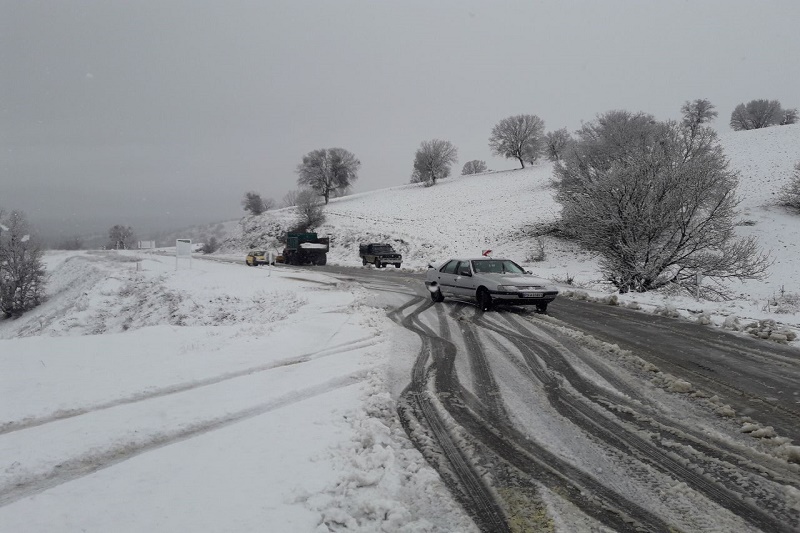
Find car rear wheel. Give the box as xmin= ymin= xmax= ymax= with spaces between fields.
xmin=362 ymin=257 xmax=367 ymax=266
xmin=477 ymin=288 xmax=493 ymax=311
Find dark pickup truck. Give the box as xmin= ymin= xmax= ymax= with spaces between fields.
xmin=359 ymin=243 xmax=402 ymax=268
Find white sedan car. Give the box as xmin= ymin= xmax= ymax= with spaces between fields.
xmin=425 ymin=258 xmax=558 ymax=312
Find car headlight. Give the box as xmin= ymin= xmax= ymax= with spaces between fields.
xmin=496 ymin=285 xmax=517 ymax=292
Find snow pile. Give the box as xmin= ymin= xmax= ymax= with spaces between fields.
xmin=743 ymin=318 xmax=798 ymax=344
xmin=305 ymin=380 xmax=477 ymax=532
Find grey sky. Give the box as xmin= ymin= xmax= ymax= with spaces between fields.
xmin=2 ymin=0 xmax=799 ymax=240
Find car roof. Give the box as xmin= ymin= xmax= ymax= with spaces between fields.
xmin=447 ymin=257 xmax=512 ymax=262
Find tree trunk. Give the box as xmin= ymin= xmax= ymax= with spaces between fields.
xmin=517 ymin=156 xmax=526 ymax=169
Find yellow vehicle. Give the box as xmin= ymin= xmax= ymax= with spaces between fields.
xmin=245 ymin=250 xmax=268 ymax=266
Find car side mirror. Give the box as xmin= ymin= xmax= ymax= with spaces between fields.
xmin=458 ymin=269 xmax=472 ymax=277
xmin=525 ymin=270 xmax=532 ymax=274
xmin=427 ymin=263 xmax=435 ymax=269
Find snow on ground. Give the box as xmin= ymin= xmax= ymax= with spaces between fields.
xmin=0 ymin=251 xmax=476 ymax=532
xmin=221 ymin=124 xmax=800 ymax=344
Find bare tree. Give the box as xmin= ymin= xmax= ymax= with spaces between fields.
xmin=554 ymin=110 xmax=769 ymax=294
xmin=461 ymin=160 xmax=488 ymax=175
xmin=107 ymin=225 xmax=136 ymax=250
xmin=242 ymin=191 xmax=267 ymax=215
xmin=489 ymin=114 xmax=545 ymax=168
xmin=282 ymin=189 xmax=300 ymax=208
xmin=544 ymin=128 xmax=572 ymax=161
xmin=411 ymin=139 xmax=458 ymax=186
xmin=781 ymin=108 xmax=798 ymax=125
xmin=681 ymin=99 xmax=717 ymax=135
xmin=729 ymin=99 xmax=783 ymax=130
xmin=0 ymin=210 xmax=46 ymax=317
xmin=296 ymin=148 xmax=361 ymax=204
xmin=292 ymin=189 xmax=326 ymax=232
xmin=778 ymin=162 xmax=800 ymax=212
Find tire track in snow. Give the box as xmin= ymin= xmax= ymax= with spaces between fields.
xmin=394 ymin=300 xmax=671 ymax=532
xmin=475 ymin=311 xmax=797 ymax=532
xmin=450 ymin=304 xmax=510 ymax=426
xmin=0 ymin=371 xmax=368 ymax=507
xmin=0 ymin=336 xmax=377 ymax=436
xmin=391 ymin=298 xmax=511 ymax=533
xmin=499 ymin=313 xmax=800 ymax=490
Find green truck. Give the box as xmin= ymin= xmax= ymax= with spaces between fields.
xmin=282 ymin=232 xmax=329 ymax=265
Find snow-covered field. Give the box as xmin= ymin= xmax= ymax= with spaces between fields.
xmin=0 ymin=252 xmax=476 ymax=532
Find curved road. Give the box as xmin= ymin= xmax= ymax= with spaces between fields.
xmin=315 ymin=264 xmax=800 ymax=532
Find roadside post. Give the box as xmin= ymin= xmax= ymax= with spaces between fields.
xmin=696 ymin=271 xmax=703 ymax=300
xmin=176 ymin=239 xmax=192 ymax=270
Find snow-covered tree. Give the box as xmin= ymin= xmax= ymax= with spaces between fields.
xmin=730 ymin=99 xmax=784 ymax=130
xmin=554 ymin=110 xmax=769 ymax=294
xmin=411 ymin=139 xmax=458 ymax=186
xmin=489 ymin=114 xmax=545 ymax=168
xmin=242 ymin=191 xmax=272 ymax=215
xmin=296 ymin=148 xmax=360 ymax=204
xmin=0 ymin=210 xmax=46 ymax=317
xmin=461 ymin=160 xmax=488 ymax=175
xmin=107 ymin=224 xmax=136 ymax=250
xmin=544 ymin=128 xmax=572 ymax=162
xmin=292 ymin=189 xmax=326 ymax=232
xmin=780 ymin=108 xmax=798 ymax=125
xmin=681 ymin=99 xmax=717 ymax=134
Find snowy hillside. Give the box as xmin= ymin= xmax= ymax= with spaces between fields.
xmin=222 ymin=125 xmax=800 ymax=325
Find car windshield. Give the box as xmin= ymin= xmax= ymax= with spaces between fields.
xmin=252 ymin=251 xmax=265 ymax=255
xmin=471 ymin=260 xmax=525 ymax=274
xmin=373 ymin=245 xmax=394 ymax=253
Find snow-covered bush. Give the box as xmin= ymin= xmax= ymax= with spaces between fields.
xmin=778 ymin=162 xmax=800 ymax=212
xmin=0 ymin=210 xmax=46 ymax=317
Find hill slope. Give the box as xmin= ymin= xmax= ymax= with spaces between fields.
xmin=224 ymin=124 xmax=800 ymax=307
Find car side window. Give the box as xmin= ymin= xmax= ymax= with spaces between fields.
xmin=441 ymin=260 xmax=458 ymax=274
xmin=457 ymin=261 xmax=471 ymax=275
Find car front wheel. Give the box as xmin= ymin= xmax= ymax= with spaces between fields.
xmin=536 ymin=302 xmax=548 ymax=313
xmin=431 ymin=287 xmax=445 ymax=302
xmin=477 ymin=288 xmax=493 ymax=311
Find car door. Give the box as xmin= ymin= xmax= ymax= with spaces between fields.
xmin=453 ymin=260 xmax=477 ymax=298
xmin=436 ymin=260 xmax=460 ymax=296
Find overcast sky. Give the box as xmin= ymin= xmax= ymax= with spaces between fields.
xmin=2 ymin=0 xmax=799 ymax=239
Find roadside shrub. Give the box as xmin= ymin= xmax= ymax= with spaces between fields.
xmin=778 ymin=162 xmax=800 ymax=212
xmin=0 ymin=211 xmax=47 ymax=317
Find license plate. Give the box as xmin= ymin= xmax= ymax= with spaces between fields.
xmin=522 ymin=292 xmax=543 ymax=298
